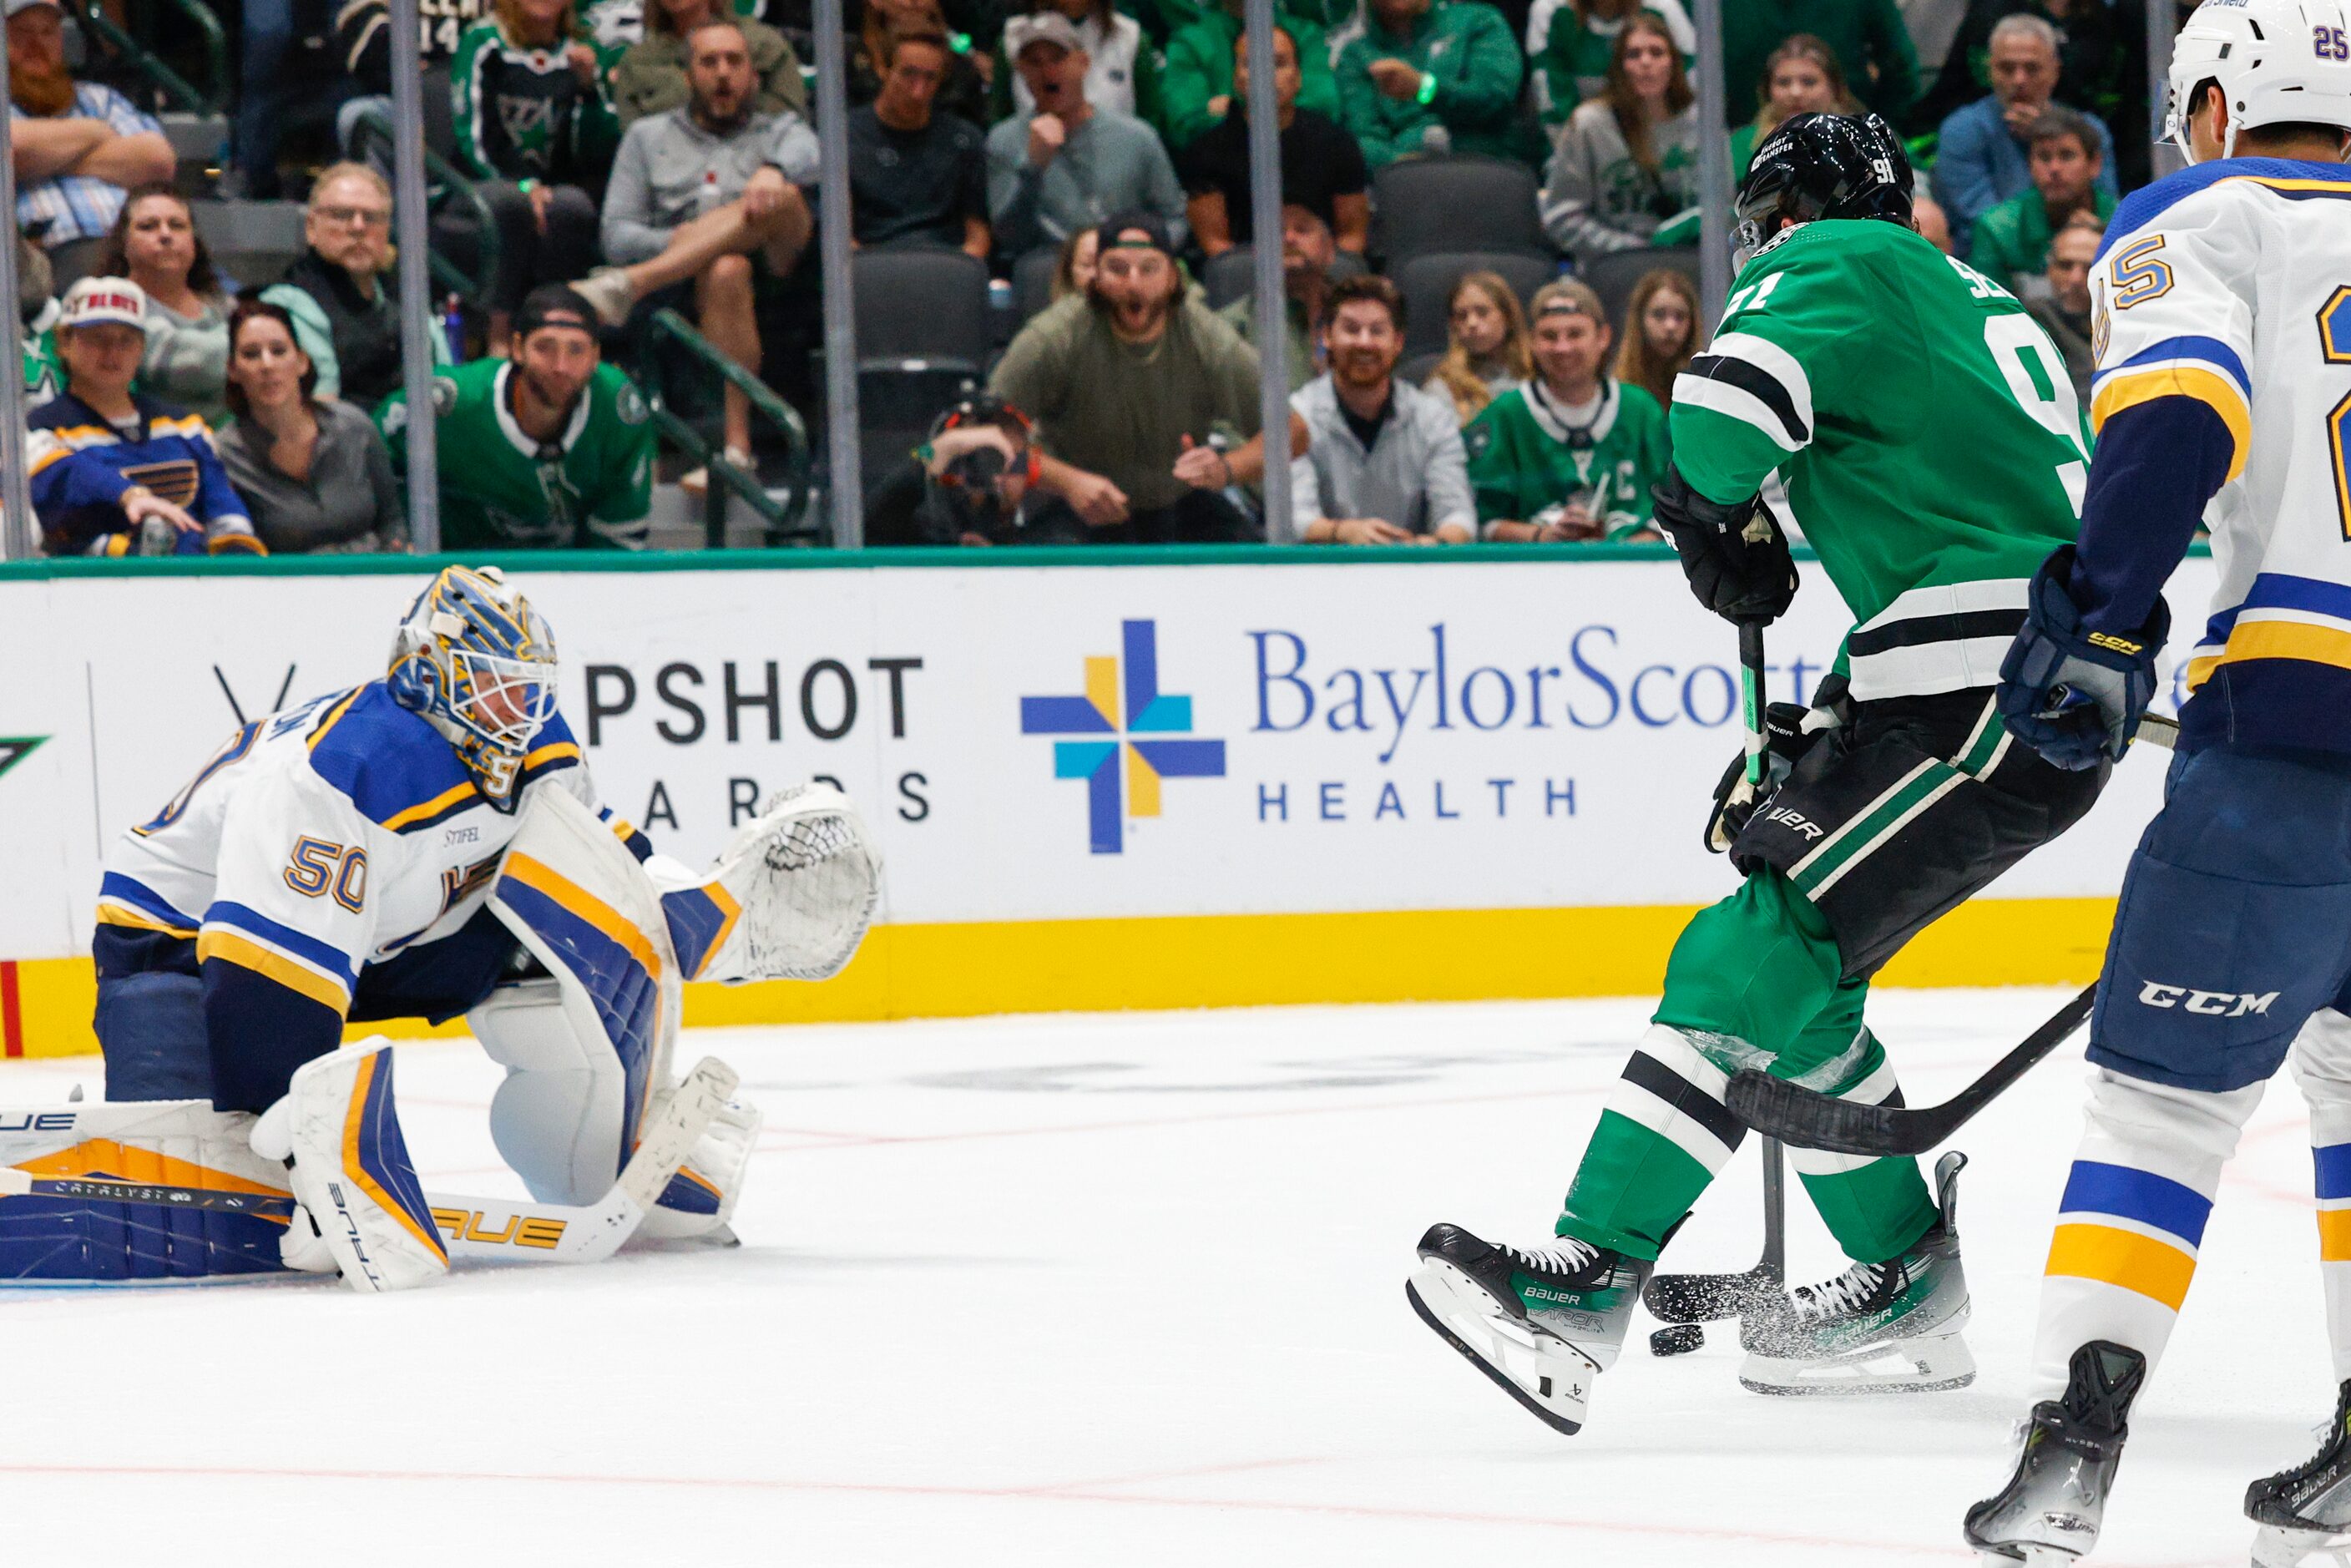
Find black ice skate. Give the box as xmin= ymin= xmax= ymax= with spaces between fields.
xmin=2248 ymin=1378 xmax=2351 ymax=1566
xmin=1964 ymin=1339 xmax=2147 ymax=1565
xmin=1739 ymin=1151 xmax=1974 ymax=1395
xmin=1407 ymin=1223 xmax=1648 ymax=1435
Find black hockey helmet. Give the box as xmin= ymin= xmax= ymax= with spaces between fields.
xmin=1732 ymin=112 xmax=1913 ymax=261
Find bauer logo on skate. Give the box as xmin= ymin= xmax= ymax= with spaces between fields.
xmin=1019 ymin=620 xmax=1227 ymax=855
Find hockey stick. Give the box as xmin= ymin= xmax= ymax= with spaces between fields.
xmin=426 ymin=1055 xmax=737 ymax=1265
xmin=1727 ymin=982 xmax=2094 ymax=1158
xmin=1645 ymin=621 xmax=1789 ymax=1325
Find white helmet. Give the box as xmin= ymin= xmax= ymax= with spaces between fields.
xmin=2165 ymin=0 xmax=2351 ymax=162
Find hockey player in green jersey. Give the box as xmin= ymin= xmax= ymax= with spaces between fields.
xmin=1465 ymin=278 xmax=1668 ymax=540
xmin=1409 ymin=113 xmax=2111 ymax=1434
xmin=377 ymin=284 xmax=655 ymax=550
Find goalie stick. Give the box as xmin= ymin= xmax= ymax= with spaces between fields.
xmin=426 ymin=1056 xmax=739 ymax=1265
xmin=1646 ymin=623 xmax=1789 ymax=1327
xmin=1727 ymin=983 xmax=2094 ymax=1159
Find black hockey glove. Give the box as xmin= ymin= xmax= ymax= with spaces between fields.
xmin=1995 ymin=545 xmax=2170 ymax=772
xmin=1651 ymin=465 xmax=1798 ymax=627
xmin=1703 ymin=674 xmax=1847 ymax=852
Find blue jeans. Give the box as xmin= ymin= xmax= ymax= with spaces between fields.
xmin=233 ymin=0 xmax=294 ymax=196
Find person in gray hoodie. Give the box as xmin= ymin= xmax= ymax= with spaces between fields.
xmin=1287 ymin=273 xmax=1474 ymax=545
xmin=1539 ymin=13 xmax=1700 ymax=265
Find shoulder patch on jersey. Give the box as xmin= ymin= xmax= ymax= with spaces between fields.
xmin=613 ymin=378 xmax=649 ymax=427
xmin=1464 ymin=419 xmax=1494 ymax=460
xmin=306 ymin=681 xmax=483 ymax=833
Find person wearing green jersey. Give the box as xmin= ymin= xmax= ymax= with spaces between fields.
xmin=377 ymin=284 xmax=655 ymax=551
xmin=1409 ymin=114 xmax=2111 ymax=1436
xmin=1464 ymin=280 xmax=1666 ymax=541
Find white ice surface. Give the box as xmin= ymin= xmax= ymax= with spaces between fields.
xmin=0 ymin=989 xmax=2330 ymax=1566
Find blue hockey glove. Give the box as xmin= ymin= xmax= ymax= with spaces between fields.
xmin=1995 ymin=546 xmax=2169 ymax=772
xmin=1652 ymin=465 xmax=1797 ymax=627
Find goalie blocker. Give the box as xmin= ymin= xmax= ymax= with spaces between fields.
xmin=0 ymin=784 xmax=878 ymax=1287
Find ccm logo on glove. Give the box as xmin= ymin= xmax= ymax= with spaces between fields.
xmin=2136 ymin=983 xmax=2279 ymax=1016
xmin=2086 ymin=631 xmax=2146 ymax=655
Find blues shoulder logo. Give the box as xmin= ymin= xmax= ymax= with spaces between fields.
xmin=1019 ymin=620 xmax=1225 ymax=854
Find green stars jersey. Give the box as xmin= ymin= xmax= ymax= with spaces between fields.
xmin=1671 ymin=219 xmax=2091 ymax=701
xmin=1464 ymin=377 xmax=1668 ymax=539
xmin=377 ymin=357 xmax=655 ymax=550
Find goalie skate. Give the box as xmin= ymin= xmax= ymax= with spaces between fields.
xmin=1407 ymin=1223 xmax=1647 ymax=1435
xmin=1964 ymin=1339 xmax=2146 ymax=1565
xmin=2248 ymin=1380 xmax=2351 ymax=1567
xmin=1740 ymin=1151 xmax=1974 ymax=1395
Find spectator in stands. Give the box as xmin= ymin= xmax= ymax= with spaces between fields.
xmin=989 ymin=210 xmax=1307 ymax=542
xmin=1612 ymin=266 xmax=1695 ymax=416
xmin=333 ymin=0 xmax=493 ymax=164
xmin=1218 ymin=202 xmax=1338 ymax=392
xmin=1425 ymin=270 xmax=1529 ymax=426
xmin=987 ymin=14 xmax=1188 ymax=259
xmin=580 ymin=18 xmax=819 ymax=473
xmin=215 ymin=299 xmax=407 ymax=554
xmin=1466 ymin=279 xmax=1666 ymax=541
xmin=232 ymin=0 xmax=294 ymax=198
xmin=449 ymin=0 xmax=621 ymax=336
xmin=1534 ymin=0 xmax=1693 ymax=131
xmin=1718 ymin=0 xmax=1918 ymax=129
xmin=1913 ymin=191 xmax=1954 ymax=253
xmin=1336 ymin=0 xmax=1523 ymax=167
xmin=850 ymin=27 xmax=990 ymax=256
xmin=1919 ymin=0 xmax=2146 ymax=187
xmin=1052 ymin=224 xmax=1100 ymax=299
xmin=94 ymin=185 xmax=230 ymax=431
xmin=611 ymin=0 xmax=806 ymax=127
xmin=852 ymin=0 xmax=990 ymax=127
xmin=992 ymin=0 xmax=1157 ymax=125
xmin=864 ymin=393 xmax=1088 ymax=545
xmin=260 ymin=164 xmax=450 ymax=409
xmin=1930 ymin=14 xmax=2115 ymax=255
xmin=7 ymin=0 xmax=174 ymax=286
xmin=1181 ymin=27 xmax=1368 ymax=259
xmin=30 ymin=277 xmax=262 ymax=557
xmin=1966 ymin=107 xmax=2114 ymax=299
xmin=1290 ymin=273 xmax=1474 ymax=544
xmin=1730 ymin=34 xmax=1859 ymax=180
xmin=378 ymin=284 xmax=655 ymax=549
xmin=1161 ymin=0 xmax=1335 ymax=150
xmin=21 ymin=239 xmax=61 ymax=409
xmin=1541 ymin=17 xmax=1698 ymax=264
xmin=2024 ymin=211 xmax=2099 ymax=403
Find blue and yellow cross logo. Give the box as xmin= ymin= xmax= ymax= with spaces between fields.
xmin=1019 ymin=620 xmax=1226 ymax=854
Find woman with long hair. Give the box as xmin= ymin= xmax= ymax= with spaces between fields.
xmin=1731 ymin=33 xmax=1858 ymax=180
xmin=1611 ymin=266 xmax=1696 ymax=416
xmin=1538 ymin=14 xmax=1698 ymax=265
xmin=1425 ymin=271 xmax=1530 ymax=426
xmin=94 ymin=184 xmax=231 ymax=428
xmin=610 ymin=0 xmax=806 ymax=129
xmin=213 ymin=298 xmax=406 ymax=554
xmin=1531 ymin=0 xmax=1691 ymax=129
xmin=1049 ymin=225 xmax=1100 ymax=301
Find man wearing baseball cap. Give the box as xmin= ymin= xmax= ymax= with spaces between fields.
xmin=991 ymin=210 xmax=1309 ymax=542
xmin=376 ymin=282 xmax=657 ymax=550
xmin=28 ymin=277 xmax=262 ymax=556
xmin=985 ymin=11 xmax=1186 ymax=259
xmin=7 ymin=0 xmax=174 ymax=282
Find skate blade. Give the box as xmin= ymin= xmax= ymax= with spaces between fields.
xmin=1739 ymin=1329 xmax=1975 ymax=1396
xmin=1974 ymin=1548 xmax=2086 ymax=1567
xmin=2254 ymin=1522 xmax=2351 ymax=1567
xmin=1407 ymin=1261 xmax=1597 ymax=1436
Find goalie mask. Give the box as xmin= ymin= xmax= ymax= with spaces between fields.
xmin=1732 ymin=112 xmax=1913 ymax=268
xmin=387 ymin=565 xmax=559 ymax=810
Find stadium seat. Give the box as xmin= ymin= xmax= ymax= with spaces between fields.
xmin=1199 ymin=246 xmax=1367 ymax=311
xmin=850 ymin=248 xmax=993 ymax=496
xmin=1012 ymin=247 xmax=1062 ymax=327
xmin=1371 ymin=156 xmax=1548 ymax=266
xmin=1576 ymin=246 xmax=1701 ymax=342
xmin=1398 ymin=350 xmax=1443 ymax=387
xmin=1395 ymin=250 xmax=1555 ymax=362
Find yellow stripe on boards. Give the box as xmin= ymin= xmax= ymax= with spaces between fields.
xmin=2046 ymin=1222 xmax=2197 ymax=1311
xmin=5 ymin=896 xmax=2124 ymax=1056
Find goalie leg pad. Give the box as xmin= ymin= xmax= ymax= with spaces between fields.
xmin=0 ymin=1098 xmax=292 ymax=1283
xmin=472 ymin=979 xmax=628 ymax=1206
xmin=251 ymin=1039 xmax=447 ymax=1293
xmin=642 ymin=1090 xmax=762 ymax=1239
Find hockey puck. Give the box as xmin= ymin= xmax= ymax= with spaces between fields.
xmin=1650 ymin=1324 xmax=1704 ymax=1357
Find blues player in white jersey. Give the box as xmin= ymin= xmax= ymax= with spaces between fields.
xmin=1961 ymin=3 xmax=2351 ymax=1561
xmin=71 ymin=564 xmax=879 ymax=1292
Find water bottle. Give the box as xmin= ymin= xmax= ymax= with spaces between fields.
xmin=442 ymin=295 xmax=466 ymax=364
